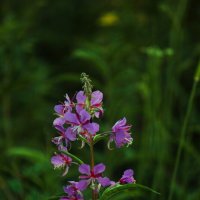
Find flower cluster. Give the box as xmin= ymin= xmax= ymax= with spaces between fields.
xmin=51 ymin=74 xmax=135 ymax=200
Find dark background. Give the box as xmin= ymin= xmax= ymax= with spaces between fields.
xmin=0 ymin=0 xmax=200 ymax=199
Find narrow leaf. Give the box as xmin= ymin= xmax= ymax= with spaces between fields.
xmin=7 ymin=147 xmax=47 ymax=163
xmin=99 ymin=183 xmax=160 ymax=200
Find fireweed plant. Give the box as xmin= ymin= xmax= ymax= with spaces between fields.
xmin=50 ymin=73 xmax=157 ymax=200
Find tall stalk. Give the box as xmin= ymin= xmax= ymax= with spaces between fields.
xmin=81 ymin=73 xmax=97 ymax=200
xmin=90 ymin=135 xmax=96 ymax=200
xmin=168 ymin=61 xmax=200 ymax=200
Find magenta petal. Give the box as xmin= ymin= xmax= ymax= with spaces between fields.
xmin=79 ymin=109 xmax=91 ymax=123
xmin=63 ymin=185 xmax=69 ymax=194
xmin=53 ymin=117 xmax=65 ymax=127
xmin=65 ymin=127 xmax=77 ymax=141
xmin=92 ymin=122 xmax=100 ymax=133
xmin=83 ymin=122 xmax=99 ymax=134
xmin=54 ymin=105 xmax=64 ymax=115
xmin=76 ymin=91 xmax=86 ymax=103
xmin=93 ymin=163 xmax=105 ymax=174
xmin=51 ymin=155 xmax=65 ymax=168
xmin=64 ymin=181 xmax=86 ymax=196
xmin=97 ymin=177 xmax=111 ymax=187
xmin=77 ymin=180 xmax=89 ymax=191
xmin=91 ymin=90 xmax=103 ymax=105
xmin=76 ymin=104 xmax=84 ymax=113
xmin=94 ymin=108 xmax=104 ymax=118
xmin=112 ymin=118 xmax=127 ymax=132
xmin=54 ymin=125 xmax=65 ymax=133
xmin=79 ymin=164 xmax=90 ymax=175
xmin=115 ymin=117 xmax=127 ymax=127
xmin=118 ymin=117 xmax=127 ymax=126
xmin=64 ymin=182 xmax=76 ymax=195
xmin=51 ymin=154 xmax=71 ymax=170
xmin=120 ymin=169 xmax=135 ymax=184
xmin=115 ymin=132 xmax=125 ymax=147
xmin=65 ymin=112 xmax=79 ymax=125
xmin=123 ymin=169 xmax=134 ymax=177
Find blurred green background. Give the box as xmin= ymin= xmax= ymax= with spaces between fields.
xmin=0 ymin=0 xmax=200 ymax=199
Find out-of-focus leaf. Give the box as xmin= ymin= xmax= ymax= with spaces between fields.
xmin=7 ymin=179 xmax=23 ymax=195
xmin=49 ymin=73 xmax=81 ymax=84
xmin=99 ymin=184 xmax=160 ymax=200
xmin=7 ymin=147 xmax=48 ymax=163
xmin=73 ymin=49 xmax=109 ymax=77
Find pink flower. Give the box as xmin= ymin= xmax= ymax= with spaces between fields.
xmin=65 ymin=109 xmax=99 ymax=135
xmin=51 ymin=154 xmax=72 ymax=176
xmin=119 ymin=169 xmax=136 ymax=184
xmin=110 ymin=118 xmax=133 ymax=148
xmin=76 ymin=91 xmax=103 ymax=118
xmin=78 ymin=163 xmax=112 ymax=187
xmin=63 ymin=181 xmax=88 ymax=196
xmin=52 ymin=126 xmax=77 ymax=150
xmin=54 ymin=94 xmax=74 ymax=116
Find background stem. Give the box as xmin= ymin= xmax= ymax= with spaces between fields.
xmin=168 ymin=62 xmax=199 ymax=200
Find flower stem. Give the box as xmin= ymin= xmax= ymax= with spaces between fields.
xmin=168 ymin=61 xmax=200 ymax=200
xmin=89 ymin=135 xmax=96 ymax=200
xmin=90 ymin=135 xmax=95 ymax=169
xmin=60 ymin=150 xmax=84 ymax=164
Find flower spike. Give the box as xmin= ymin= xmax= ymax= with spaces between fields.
xmin=51 ymin=73 xmax=135 ymax=200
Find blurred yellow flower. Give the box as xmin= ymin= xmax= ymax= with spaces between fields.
xmin=98 ymin=12 xmax=119 ymax=26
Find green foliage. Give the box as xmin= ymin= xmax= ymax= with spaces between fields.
xmin=7 ymin=147 xmax=48 ymax=163
xmin=99 ymin=184 xmax=160 ymax=200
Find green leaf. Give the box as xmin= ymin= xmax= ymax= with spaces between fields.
xmin=7 ymin=147 xmax=48 ymax=163
xmin=99 ymin=183 xmax=160 ymax=200
xmin=60 ymin=150 xmax=84 ymax=164
xmin=8 ymin=178 xmax=23 ymax=194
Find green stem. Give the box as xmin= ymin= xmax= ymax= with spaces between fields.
xmin=89 ymin=135 xmax=97 ymax=200
xmin=93 ymin=131 xmax=112 ymax=144
xmin=60 ymin=150 xmax=84 ymax=164
xmin=90 ymin=136 xmax=95 ymax=169
xmin=168 ymin=62 xmax=199 ymax=200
